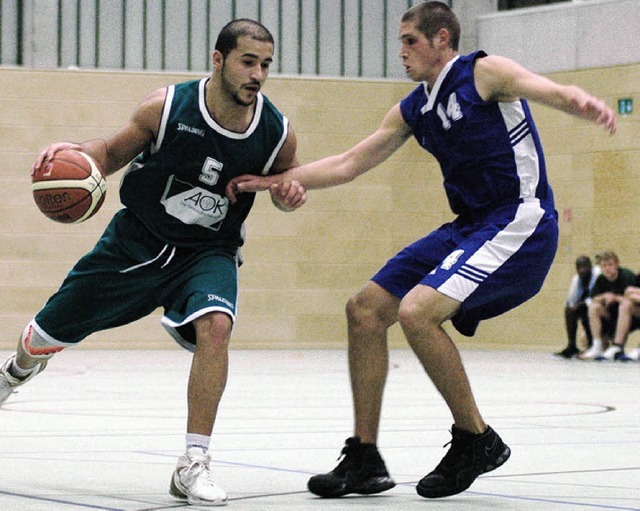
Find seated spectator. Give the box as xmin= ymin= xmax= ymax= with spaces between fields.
xmin=555 ymin=255 xmax=600 ymax=358
xmin=581 ymin=251 xmax=637 ymax=360
xmin=601 ymin=281 xmax=640 ymax=361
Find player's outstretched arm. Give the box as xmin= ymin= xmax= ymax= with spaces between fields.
xmin=31 ymin=88 xmax=165 ymax=178
xmin=475 ymin=55 xmax=617 ymax=134
xmin=227 ymin=103 xmax=412 ymax=203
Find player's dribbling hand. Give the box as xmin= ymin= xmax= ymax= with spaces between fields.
xmin=31 ymin=142 xmax=83 ymax=176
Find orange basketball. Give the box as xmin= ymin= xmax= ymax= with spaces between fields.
xmin=32 ymin=150 xmax=107 ymax=223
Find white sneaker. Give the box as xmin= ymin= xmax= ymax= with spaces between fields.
xmin=0 ymin=354 xmax=47 ymax=406
xmin=579 ymin=345 xmax=605 ymax=360
xmin=627 ymin=347 xmax=640 ymax=361
xmin=170 ymin=448 xmax=227 ymax=506
xmin=600 ymin=345 xmax=623 ymax=361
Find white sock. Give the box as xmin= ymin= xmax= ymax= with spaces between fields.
xmin=186 ymin=433 xmax=210 ymax=453
xmin=592 ymin=338 xmax=603 ymax=351
xmin=8 ymin=358 xmax=38 ymax=379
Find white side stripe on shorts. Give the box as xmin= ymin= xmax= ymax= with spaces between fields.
xmin=120 ymin=244 xmax=175 ymax=273
xmin=437 ymin=200 xmax=545 ymax=302
xmin=457 ymin=264 xmax=489 ymax=284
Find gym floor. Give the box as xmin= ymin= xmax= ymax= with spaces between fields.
xmin=0 ymin=348 xmax=638 ymax=510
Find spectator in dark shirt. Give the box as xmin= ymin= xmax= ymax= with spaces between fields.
xmin=581 ymin=251 xmax=636 ymax=360
xmin=602 ymin=274 xmax=640 ymax=360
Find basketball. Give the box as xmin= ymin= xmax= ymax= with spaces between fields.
xmin=32 ymin=149 xmax=107 ymax=223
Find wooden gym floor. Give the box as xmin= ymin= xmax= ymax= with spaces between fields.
xmin=0 ymin=348 xmax=638 ymax=510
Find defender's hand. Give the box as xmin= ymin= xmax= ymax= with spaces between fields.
xmin=226 ymin=174 xmax=273 ymax=204
xmin=269 ymin=180 xmax=307 ymax=211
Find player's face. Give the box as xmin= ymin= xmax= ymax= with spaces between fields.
xmin=398 ymin=21 xmax=441 ymax=84
xmin=600 ymin=258 xmax=619 ymax=281
xmin=219 ymin=36 xmax=274 ymax=107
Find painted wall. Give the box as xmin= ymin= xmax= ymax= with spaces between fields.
xmin=478 ymin=0 xmax=640 ymax=73
xmin=3 ymin=1 xmax=638 ymax=77
xmin=0 ymin=63 xmax=637 ymax=352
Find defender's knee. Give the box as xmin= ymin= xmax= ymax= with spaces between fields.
xmin=346 ymin=287 xmax=398 ymax=333
xmin=346 ymin=293 xmax=364 ymax=323
xmin=398 ymin=287 xmax=458 ymax=338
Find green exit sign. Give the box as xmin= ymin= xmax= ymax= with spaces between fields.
xmin=618 ymin=98 xmax=633 ymax=115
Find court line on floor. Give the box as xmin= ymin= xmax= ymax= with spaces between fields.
xmin=464 ymin=490 xmax=640 ymax=511
xmin=0 ymin=489 xmax=123 ymax=511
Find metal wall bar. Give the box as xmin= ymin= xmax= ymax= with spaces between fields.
xmin=339 ymin=0 xmax=345 ymax=75
xmin=0 ymin=0 xmax=484 ymax=78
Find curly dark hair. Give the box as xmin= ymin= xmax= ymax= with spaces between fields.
xmin=215 ymin=19 xmax=274 ymax=58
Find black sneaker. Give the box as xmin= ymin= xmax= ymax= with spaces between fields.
xmin=307 ymin=437 xmax=396 ymax=497
xmin=416 ymin=425 xmax=510 ymax=499
xmin=554 ymin=346 xmax=579 ymax=359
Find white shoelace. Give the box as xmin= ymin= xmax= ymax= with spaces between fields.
xmin=181 ymin=458 xmax=215 ymax=488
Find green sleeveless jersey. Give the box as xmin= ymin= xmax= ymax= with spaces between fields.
xmin=119 ymin=78 xmax=289 ymax=251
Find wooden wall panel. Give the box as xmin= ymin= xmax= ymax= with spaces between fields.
xmin=0 ymin=63 xmax=637 ymax=352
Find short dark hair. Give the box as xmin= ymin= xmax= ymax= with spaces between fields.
xmin=215 ymin=19 xmax=274 ymax=58
xmin=575 ymin=255 xmax=592 ymax=268
xmin=402 ymin=1 xmax=461 ymax=51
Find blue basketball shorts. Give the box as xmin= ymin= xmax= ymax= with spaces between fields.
xmin=32 ymin=208 xmax=239 ymax=352
xmin=372 ymin=200 xmax=558 ymax=336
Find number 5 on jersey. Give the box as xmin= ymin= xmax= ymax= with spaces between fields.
xmin=199 ymin=157 xmax=223 ymax=186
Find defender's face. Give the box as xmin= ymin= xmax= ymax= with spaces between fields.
xmin=218 ymin=36 xmax=274 ymax=106
xmin=398 ymin=21 xmax=438 ymax=83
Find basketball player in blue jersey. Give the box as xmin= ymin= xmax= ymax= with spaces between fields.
xmin=0 ymin=19 xmax=305 ymax=506
xmin=228 ymin=1 xmax=617 ymax=500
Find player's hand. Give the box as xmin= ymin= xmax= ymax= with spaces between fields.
xmin=566 ymin=88 xmax=617 ymax=135
xmin=226 ymin=174 xmax=273 ymax=204
xmin=31 ymin=142 xmax=83 ymax=176
xmin=585 ymin=97 xmax=617 ymax=134
xmin=269 ymin=180 xmax=307 ymax=211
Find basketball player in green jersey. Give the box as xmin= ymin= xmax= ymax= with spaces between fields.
xmin=0 ymin=19 xmax=305 ymax=506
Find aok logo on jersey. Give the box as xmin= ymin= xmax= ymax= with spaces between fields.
xmin=161 ymin=174 xmax=228 ymax=230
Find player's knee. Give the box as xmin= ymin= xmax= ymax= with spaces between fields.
xmin=346 ymin=293 xmax=362 ymax=320
xmin=194 ymin=313 xmax=232 ymax=349
xmin=346 ymin=290 xmax=377 ymax=326
xmin=347 ymin=289 xmax=396 ymax=332
xmin=196 ymin=334 xmax=230 ymax=353
xmin=20 ymin=322 xmax=64 ymax=359
xmin=398 ymin=288 xmax=452 ymax=333
xmin=397 ymin=299 xmax=423 ymax=332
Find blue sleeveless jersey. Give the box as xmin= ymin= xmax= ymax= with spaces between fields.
xmin=119 ymin=78 xmax=289 ymax=250
xmin=400 ymin=51 xmax=554 ymax=216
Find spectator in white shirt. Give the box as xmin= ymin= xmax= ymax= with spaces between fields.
xmin=555 ymin=255 xmax=600 ymax=358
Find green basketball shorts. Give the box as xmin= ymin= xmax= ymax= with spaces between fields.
xmin=33 ymin=209 xmax=239 ymax=352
